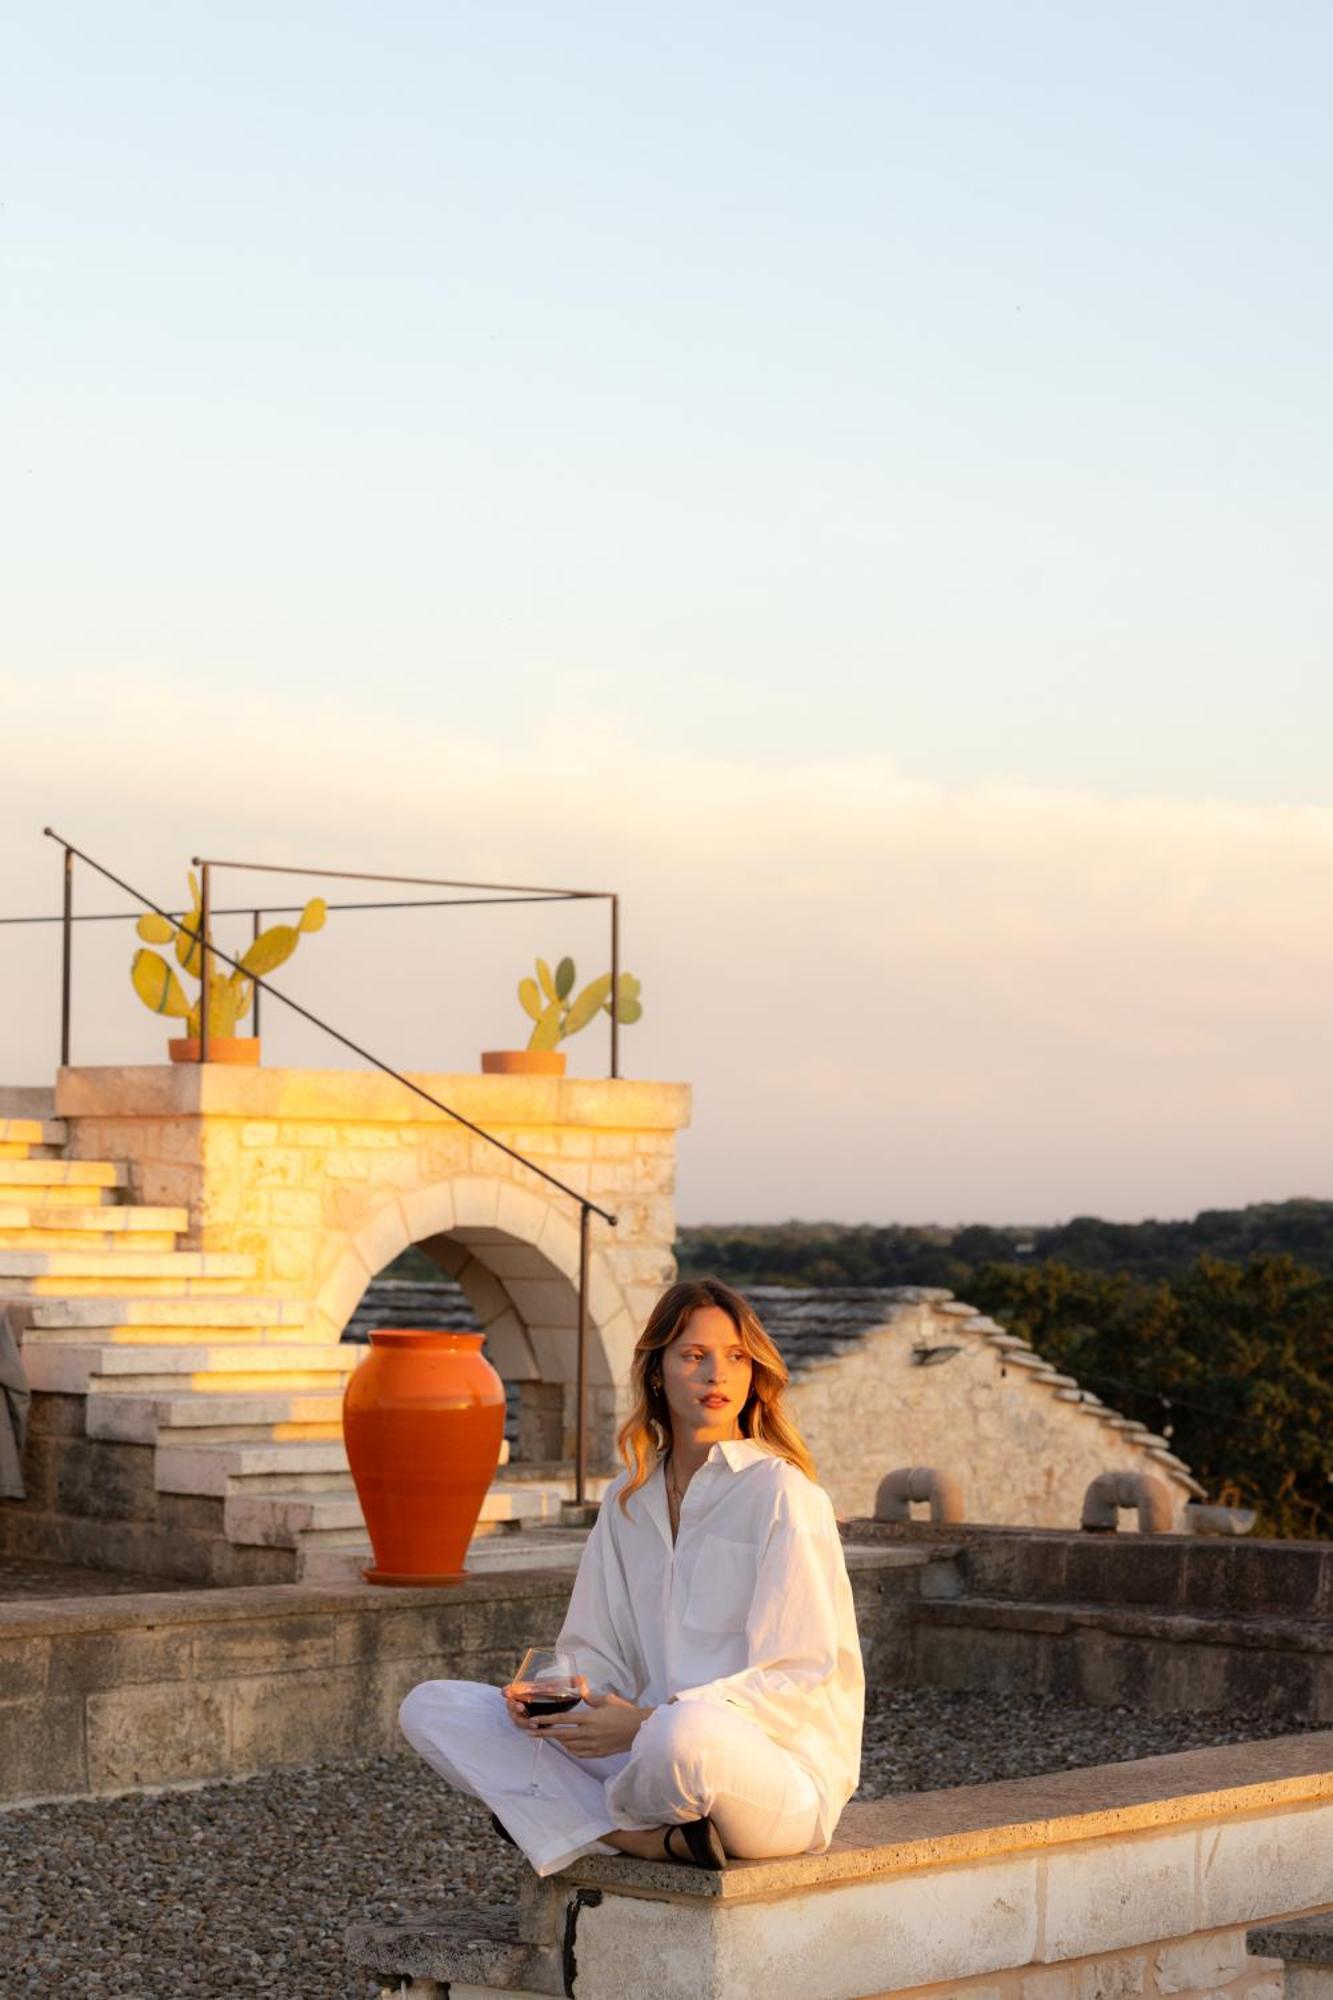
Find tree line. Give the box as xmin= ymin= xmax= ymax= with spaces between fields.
xmin=677 ymin=1204 xmax=1333 ymax=1539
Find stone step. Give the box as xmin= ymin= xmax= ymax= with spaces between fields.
xmin=0 ymin=1087 xmax=56 ymax=1118
xmin=0 ymin=1249 xmax=254 ymax=1280
xmin=0 ymin=1226 xmax=178 ymax=1253
xmin=156 ymin=1437 xmax=353 ymax=1497
xmin=24 ymin=1296 xmax=310 ymax=1332
xmin=226 ymin=1479 xmax=570 ymax=1551
xmin=86 ymin=1387 xmax=350 ymax=1447
xmin=0 ymin=1160 xmax=126 ymax=1190
xmin=0 ymin=1118 xmax=67 ymax=1148
xmin=22 ymin=1340 xmax=359 ymax=1394
xmin=0 ymin=1204 xmax=188 ymax=1234
xmin=346 ymin=1904 xmax=563 ymax=1997
xmin=0 ymin=1182 xmax=122 ymax=1209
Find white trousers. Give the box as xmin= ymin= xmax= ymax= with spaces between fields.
xmin=398 ymin=1680 xmax=822 ymax=1878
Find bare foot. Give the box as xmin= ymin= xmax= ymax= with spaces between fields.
xmin=603 ymin=1825 xmax=673 ymax=1861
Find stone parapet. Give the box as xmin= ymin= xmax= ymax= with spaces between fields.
xmin=0 ymin=1551 xmax=911 ymax=1806
xmin=351 ymin=1731 xmax=1333 ymax=2000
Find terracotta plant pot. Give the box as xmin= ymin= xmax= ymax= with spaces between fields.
xmin=480 ymin=1049 xmax=567 ymax=1076
xmin=167 ymin=1037 xmax=261 ymax=1065
xmin=343 ymin=1330 xmax=506 ymax=1585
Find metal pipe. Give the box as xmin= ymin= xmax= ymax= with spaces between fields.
xmin=59 ymin=845 xmax=73 ymax=1066
xmin=576 ymin=1204 xmax=591 ymax=1506
xmin=191 ymin=854 xmax=613 ymax=899
xmin=251 ymin=911 xmax=262 ymax=1039
xmin=1 ymin=892 xmax=578 ymax=926
xmin=610 ymin=894 xmax=620 ymax=1079
xmin=199 ymin=862 xmax=212 ymax=1062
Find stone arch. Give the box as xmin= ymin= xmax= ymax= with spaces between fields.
xmin=313 ymin=1172 xmax=639 ymax=1460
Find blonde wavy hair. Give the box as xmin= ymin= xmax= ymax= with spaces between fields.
xmin=615 ymin=1277 xmax=816 ymax=1511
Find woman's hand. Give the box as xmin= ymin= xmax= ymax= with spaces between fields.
xmin=543 ymin=1690 xmax=653 ymax=1759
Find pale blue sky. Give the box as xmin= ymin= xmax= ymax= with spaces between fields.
xmin=7 ymin=1 xmax=1332 ymax=799
xmin=6 ymin=6 xmax=1333 ymax=1225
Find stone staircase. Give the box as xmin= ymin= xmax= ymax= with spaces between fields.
xmin=0 ymin=1111 xmax=573 ymax=1583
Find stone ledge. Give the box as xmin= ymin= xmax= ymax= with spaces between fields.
xmin=347 ymin=1907 xmax=565 ymax=1995
xmin=913 ymin=1595 xmax=1333 ymax=1652
xmin=1248 ymin=1914 xmax=1333 ymax=1968
xmin=561 ymin=1730 xmax=1333 ymax=1905
xmin=0 ymin=1566 xmax=580 ymax=1641
xmin=56 ymin=1066 xmax=692 ymax=1131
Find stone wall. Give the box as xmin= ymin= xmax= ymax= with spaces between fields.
xmin=0 ymin=1393 xmax=297 ymax=1587
xmin=881 ymin=1924 xmax=1285 ymax=2000
xmin=56 ymin=1065 xmax=691 ymax=1452
xmin=0 ymin=1556 xmax=913 ymax=1806
xmin=786 ymin=1294 xmax=1199 ymax=1528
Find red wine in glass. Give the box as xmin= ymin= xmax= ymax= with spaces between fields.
xmin=514 ymin=1688 xmax=581 ymax=1717
xmin=512 ymin=1646 xmax=580 ymax=1719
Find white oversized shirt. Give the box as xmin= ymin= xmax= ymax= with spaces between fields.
xmin=555 ymin=1438 xmax=864 ymax=1848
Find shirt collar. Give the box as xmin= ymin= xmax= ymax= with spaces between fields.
xmin=707 ymin=1438 xmax=771 ymax=1471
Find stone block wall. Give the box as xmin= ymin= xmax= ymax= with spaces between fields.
xmin=56 ymin=1066 xmax=691 ymax=1453
xmin=0 ymin=1557 xmax=907 ymax=1806
xmin=786 ymin=1296 xmax=1199 ymax=1528
xmin=0 ymin=1393 xmax=295 ymax=1587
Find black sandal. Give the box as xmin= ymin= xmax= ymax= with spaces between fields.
xmin=663 ymin=1817 xmax=727 ymax=1870
xmin=489 ymin=1811 xmax=518 ymax=1848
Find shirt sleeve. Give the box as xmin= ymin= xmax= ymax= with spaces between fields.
xmin=554 ymin=1493 xmax=642 ymax=1698
xmin=671 ymin=1490 xmax=854 ymax=1745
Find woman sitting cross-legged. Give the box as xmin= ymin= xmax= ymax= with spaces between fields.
xmin=398 ymin=1276 xmax=865 ymax=1877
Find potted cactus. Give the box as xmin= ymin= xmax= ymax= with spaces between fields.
xmin=482 ymin=956 xmax=642 ymax=1075
xmin=130 ymin=871 xmax=327 ymax=1063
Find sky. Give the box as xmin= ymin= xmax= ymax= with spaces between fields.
xmin=3 ymin=3 xmax=1332 ymax=1226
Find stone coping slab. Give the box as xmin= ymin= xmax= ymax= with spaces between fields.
xmin=915 ymin=1594 xmax=1333 ymax=1651
xmin=1248 ymin=1914 xmax=1333 ymax=1967
xmin=0 ymin=1542 xmax=917 ymax=1639
xmin=0 ymin=1565 xmax=580 ymax=1640
xmin=56 ymin=1065 xmax=691 ymax=1130
xmin=561 ymin=1729 xmax=1333 ymax=1905
xmin=843 ymin=1519 xmax=1333 ymax=1556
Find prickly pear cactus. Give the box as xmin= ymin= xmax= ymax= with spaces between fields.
xmin=129 ymin=879 xmax=328 ymax=1047
xmin=519 ymin=957 xmax=643 ymax=1050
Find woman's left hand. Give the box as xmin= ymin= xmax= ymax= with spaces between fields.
xmin=540 ymin=1690 xmax=652 ymax=1759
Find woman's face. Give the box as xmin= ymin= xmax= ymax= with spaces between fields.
xmin=659 ymin=1305 xmax=754 ymax=1439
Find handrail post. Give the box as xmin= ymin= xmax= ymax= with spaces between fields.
xmin=576 ymin=1203 xmax=591 ymax=1506
xmin=609 ymin=893 xmax=620 ymax=1080
xmin=199 ymin=862 xmax=212 ymax=1062
xmin=60 ymin=845 xmax=73 ymax=1067
xmin=251 ymin=910 xmax=262 ymax=1038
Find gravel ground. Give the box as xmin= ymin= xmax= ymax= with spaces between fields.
xmin=0 ymin=1692 xmax=1320 ymax=2000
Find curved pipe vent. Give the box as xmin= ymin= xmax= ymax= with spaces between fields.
xmin=1081 ymin=1469 xmax=1174 ymax=1535
xmin=874 ymin=1465 xmax=966 ymax=1525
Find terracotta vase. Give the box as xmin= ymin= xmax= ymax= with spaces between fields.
xmin=480 ymin=1049 xmax=567 ymax=1076
xmin=343 ymin=1330 xmax=506 ymax=1586
xmin=168 ymin=1037 xmax=261 ymax=1065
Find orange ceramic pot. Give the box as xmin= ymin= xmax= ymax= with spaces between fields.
xmin=480 ymin=1049 xmax=566 ymax=1076
xmin=343 ymin=1330 xmax=506 ymax=1585
xmin=168 ymin=1037 xmax=261 ymax=1065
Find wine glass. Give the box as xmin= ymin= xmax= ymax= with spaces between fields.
xmin=511 ymin=1646 xmax=581 ymax=1717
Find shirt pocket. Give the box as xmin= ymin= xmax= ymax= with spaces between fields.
xmin=683 ymin=1534 xmax=757 ymax=1636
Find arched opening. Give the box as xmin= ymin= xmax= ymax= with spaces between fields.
xmin=325 ymin=1178 xmax=633 ymax=1469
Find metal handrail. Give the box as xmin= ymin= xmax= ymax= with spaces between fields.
xmin=37 ymin=828 xmax=620 ymax=1503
